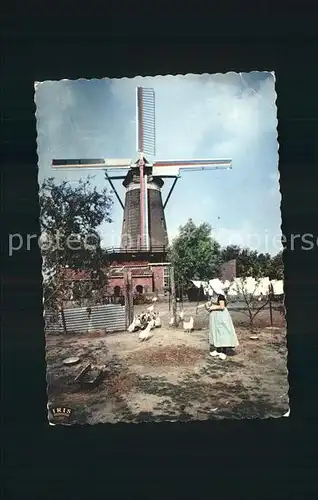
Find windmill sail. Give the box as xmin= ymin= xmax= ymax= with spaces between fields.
xmin=136 ymin=87 xmax=156 ymax=156
xmin=52 ymin=158 xmax=133 ymax=170
xmin=152 ymin=158 xmax=232 ymax=177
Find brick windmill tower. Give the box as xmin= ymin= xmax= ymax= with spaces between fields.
xmin=52 ymin=86 xmax=232 ymax=297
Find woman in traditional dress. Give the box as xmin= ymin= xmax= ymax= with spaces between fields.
xmin=205 ymin=279 xmax=239 ymax=360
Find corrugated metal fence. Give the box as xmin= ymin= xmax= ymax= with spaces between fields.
xmin=45 ymin=304 xmax=127 ymax=335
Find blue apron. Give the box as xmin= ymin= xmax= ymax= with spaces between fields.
xmin=208 ymin=306 xmax=239 ymax=348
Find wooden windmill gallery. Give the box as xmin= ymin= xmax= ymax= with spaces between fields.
xmin=52 ymin=86 xmax=232 ymax=303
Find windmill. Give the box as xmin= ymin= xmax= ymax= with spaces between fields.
xmin=52 ymin=86 xmax=232 ymax=253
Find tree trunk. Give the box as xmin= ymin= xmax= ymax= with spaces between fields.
xmin=248 ymin=310 xmax=255 ymax=334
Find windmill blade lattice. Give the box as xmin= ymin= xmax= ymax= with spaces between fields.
xmin=136 ymin=87 xmax=156 ymax=156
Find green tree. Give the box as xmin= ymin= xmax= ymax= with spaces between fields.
xmin=267 ymin=251 xmax=284 ymax=280
xmin=40 ymin=177 xmax=113 ymax=311
xmin=220 ymin=245 xmax=275 ymax=278
xmin=219 ymin=244 xmax=241 ymax=263
xmin=256 ymin=252 xmax=272 ymax=275
xmin=168 ymin=219 xmax=221 ymax=287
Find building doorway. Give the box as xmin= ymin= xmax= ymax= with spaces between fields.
xmin=114 ymin=286 xmax=121 ymax=297
xmin=136 ymin=285 xmax=143 ymax=294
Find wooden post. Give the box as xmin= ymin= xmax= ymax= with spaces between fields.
xmin=124 ymin=269 xmax=129 ymax=328
xmin=196 ymin=291 xmax=199 ymax=310
xmin=127 ymin=270 xmax=134 ymax=325
xmin=139 ymin=157 xmax=145 ymax=248
xmin=124 ymin=268 xmax=134 ymax=328
xmin=269 ymin=284 xmax=273 ymax=327
xmin=87 ymin=307 xmax=93 ymax=334
xmin=60 ymin=305 xmax=67 ymax=336
xmin=170 ymin=265 xmax=177 ymax=326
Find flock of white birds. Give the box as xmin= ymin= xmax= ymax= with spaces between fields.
xmin=127 ymin=297 xmax=194 ymax=342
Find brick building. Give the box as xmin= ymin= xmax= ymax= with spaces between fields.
xmin=219 ymin=259 xmax=237 ymax=282
xmin=64 ymin=250 xmax=170 ymax=300
xmin=106 ymin=249 xmax=170 ymax=297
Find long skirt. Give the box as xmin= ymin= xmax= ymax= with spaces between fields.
xmin=208 ymin=308 xmax=239 ymax=348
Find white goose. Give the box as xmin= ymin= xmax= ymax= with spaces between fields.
xmin=154 ymin=312 xmax=161 ymax=328
xmin=128 ymin=318 xmax=137 ymax=332
xmin=128 ymin=315 xmax=142 ymax=332
xmin=139 ymin=320 xmax=155 ymax=341
xmin=183 ymin=316 xmax=194 ymax=333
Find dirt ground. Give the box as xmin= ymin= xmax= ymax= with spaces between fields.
xmin=46 ymin=302 xmax=288 ymax=424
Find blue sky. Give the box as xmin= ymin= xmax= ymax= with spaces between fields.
xmin=35 ymin=72 xmax=281 ymax=255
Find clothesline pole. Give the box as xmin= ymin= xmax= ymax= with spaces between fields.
xmin=170 ymin=266 xmax=177 ymax=325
